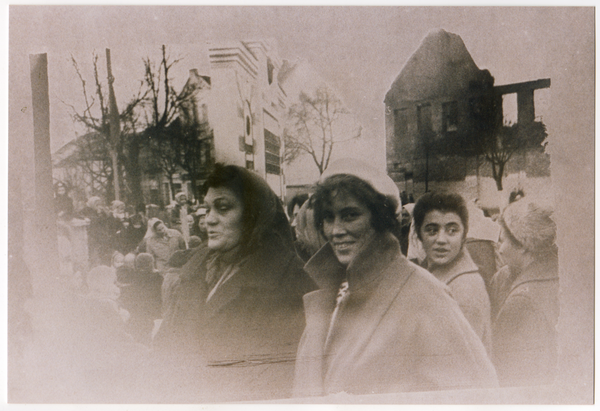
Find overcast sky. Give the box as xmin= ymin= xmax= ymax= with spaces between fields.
xmin=9 ymin=6 xmax=579 ymax=157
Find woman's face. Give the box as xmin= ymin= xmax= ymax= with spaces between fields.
xmin=204 ymin=187 xmax=245 ymax=252
xmin=420 ymin=210 xmax=465 ymax=269
xmin=112 ymin=253 xmax=125 ymax=268
xmin=498 ymin=226 xmax=524 ymax=271
xmin=322 ymin=190 xmax=376 ymax=267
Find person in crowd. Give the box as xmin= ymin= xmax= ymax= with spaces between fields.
xmin=116 ymin=253 xmax=136 ymax=285
xmin=166 ymin=236 xmax=204 ymax=269
xmin=161 ymin=236 xmax=205 ymax=316
xmin=145 ymin=204 xmax=161 ymax=220
xmin=490 ymin=198 xmax=559 ymax=387
xmin=82 ymin=196 xmax=111 ymax=267
xmin=406 ymin=202 xmax=427 ymax=264
xmin=508 ymin=188 xmax=525 ymax=204
xmin=412 ymin=191 xmax=492 ymax=353
xmin=293 ymin=159 xmax=497 ymax=397
xmin=400 ymin=190 xmax=409 ymax=207
xmin=136 ymin=218 xmax=186 ymax=275
xmin=153 ymin=164 xmax=316 ymax=402
xmin=190 ymin=206 xmax=209 ymax=242
xmin=464 ymin=198 xmax=502 ymax=294
xmin=169 ymin=192 xmax=192 ymax=231
xmin=124 ymin=205 xmax=148 ymax=255
xmin=111 ymin=251 xmax=125 ymax=271
xmin=106 ymin=200 xmax=130 ymax=255
xmin=292 ymin=199 xmax=327 ymax=262
xmin=399 ymin=202 xmax=414 ymax=256
xmin=54 ymin=181 xmax=74 ymax=221
xmin=119 ymin=253 xmax=163 ymax=345
xmin=287 ymin=193 xmax=309 ymax=241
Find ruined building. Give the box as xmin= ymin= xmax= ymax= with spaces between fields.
xmin=384 ymin=29 xmax=550 ymax=196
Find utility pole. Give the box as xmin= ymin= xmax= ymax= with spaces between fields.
xmin=106 ymin=48 xmax=121 ymax=201
xmin=28 ymin=53 xmax=59 ymax=283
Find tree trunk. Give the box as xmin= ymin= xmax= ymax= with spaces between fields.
xmin=494 ymin=162 xmax=505 ymax=191
xmin=189 ymin=175 xmax=199 ymax=202
xmin=168 ymin=174 xmax=176 ymax=202
xmin=123 ymin=137 xmax=145 ymax=206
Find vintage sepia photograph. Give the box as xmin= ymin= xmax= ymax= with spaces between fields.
xmin=7 ymin=6 xmax=594 ymax=405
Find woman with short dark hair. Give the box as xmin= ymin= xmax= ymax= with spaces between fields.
xmin=412 ymin=191 xmax=492 ymax=353
xmin=154 ymin=163 xmax=316 ymax=402
xmin=293 ymin=160 xmax=497 ymax=397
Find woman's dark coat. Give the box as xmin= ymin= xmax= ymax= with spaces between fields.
xmin=152 ymin=168 xmax=316 ymax=402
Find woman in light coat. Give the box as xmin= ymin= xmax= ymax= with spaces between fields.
xmin=293 ymin=159 xmax=498 ymax=397
xmin=413 ymin=191 xmax=492 ymax=353
xmin=490 ymin=198 xmax=559 ymax=387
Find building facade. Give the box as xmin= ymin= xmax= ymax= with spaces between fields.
xmin=208 ymin=39 xmax=288 ymax=197
xmin=53 ymin=39 xmax=289 ymax=205
xmin=384 ymin=29 xmax=550 ymax=202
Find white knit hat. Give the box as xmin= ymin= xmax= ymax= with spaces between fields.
xmin=320 ymin=158 xmax=401 ymax=213
xmin=502 ymin=199 xmax=556 ymax=253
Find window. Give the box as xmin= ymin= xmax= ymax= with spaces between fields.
xmin=267 ymin=58 xmax=274 ymax=85
xmin=264 ymin=129 xmax=281 ymax=175
xmin=417 ymin=104 xmax=432 ymax=134
xmin=246 ymin=115 xmax=252 ymax=137
xmin=393 ymin=109 xmax=408 ymax=139
xmin=442 ymin=101 xmax=458 ymax=133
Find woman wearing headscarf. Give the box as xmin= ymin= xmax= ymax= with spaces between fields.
xmin=82 ymin=196 xmax=111 ymax=267
xmin=152 ymin=164 xmax=316 ymax=402
xmin=490 ymin=198 xmax=559 ymax=387
xmin=106 ymin=200 xmax=130 ymax=255
xmin=54 ymin=181 xmax=74 ymax=221
xmin=412 ymin=191 xmax=492 ymax=353
xmin=293 ymin=159 xmax=497 ymax=397
xmin=136 ymin=218 xmax=185 ymax=275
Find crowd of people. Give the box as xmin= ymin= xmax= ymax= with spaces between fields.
xmin=52 ymin=160 xmax=560 ymax=401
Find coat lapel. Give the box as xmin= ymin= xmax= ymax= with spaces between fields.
xmin=202 ymin=269 xmax=244 ymax=319
xmin=325 ymin=251 xmax=415 ymax=361
xmin=429 ymin=247 xmax=479 ymax=285
xmin=295 ymin=288 xmax=337 ymax=397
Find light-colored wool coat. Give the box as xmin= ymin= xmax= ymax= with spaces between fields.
xmin=294 ymin=232 xmax=498 ymax=397
xmin=426 ymin=247 xmax=493 ymax=354
xmin=490 ymin=253 xmax=559 ymax=387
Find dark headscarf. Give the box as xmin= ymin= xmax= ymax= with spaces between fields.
xmin=202 ymin=164 xmax=295 ymax=257
xmin=174 ymin=164 xmax=299 ymax=289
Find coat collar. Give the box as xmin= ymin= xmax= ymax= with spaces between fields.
xmin=509 ymin=251 xmax=559 ymax=292
xmin=178 ymin=243 xmax=297 ymax=319
xmin=426 ymin=247 xmax=479 ymax=285
xmin=301 ymin=232 xmax=417 ymax=365
xmin=304 ymin=232 xmax=402 ymax=293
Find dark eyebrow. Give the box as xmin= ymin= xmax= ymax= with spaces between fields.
xmin=340 ymin=206 xmax=363 ymax=213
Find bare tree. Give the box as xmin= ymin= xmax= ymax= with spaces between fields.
xmin=65 ymin=52 xmax=146 ymax=203
xmin=482 ymin=121 xmax=548 ymax=191
xmin=175 ymin=120 xmax=213 ymax=200
xmin=140 ymin=45 xmax=201 ymax=200
xmin=284 ymin=86 xmax=362 ymax=175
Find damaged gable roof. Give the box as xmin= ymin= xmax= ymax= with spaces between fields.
xmin=384 ymin=29 xmax=493 ymax=107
